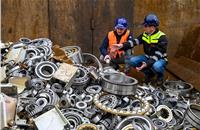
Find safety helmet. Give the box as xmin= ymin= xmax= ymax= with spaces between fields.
xmin=143 ymin=14 xmax=159 ymax=27
xmin=115 ymin=17 xmax=128 ymax=29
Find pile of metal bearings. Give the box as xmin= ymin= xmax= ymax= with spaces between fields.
xmin=0 ymin=38 xmax=200 ymax=130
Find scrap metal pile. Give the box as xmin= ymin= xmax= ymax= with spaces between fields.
xmin=0 ymin=38 xmax=200 ymax=130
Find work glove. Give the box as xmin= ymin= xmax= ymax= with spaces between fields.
xmin=99 ymin=54 xmax=104 ymax=61
xmin=104 ymin=55 xmax=111 ymax=64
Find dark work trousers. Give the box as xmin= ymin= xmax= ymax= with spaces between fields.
xmin=110 ymin=49 xmax=132 ymax=70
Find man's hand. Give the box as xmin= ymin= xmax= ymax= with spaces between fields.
xmin=111 ymin=44 xmax=123 ymax=51
xmin=136 ymin=62 xmax=147 ymax=71
xmin=104 ymin=55 xmax=111 ymax=64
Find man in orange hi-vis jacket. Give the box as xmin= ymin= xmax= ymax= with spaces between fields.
xmin=99 ymin=17 xmax=133 ymax=72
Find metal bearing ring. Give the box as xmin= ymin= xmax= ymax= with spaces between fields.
xmin=76 ymin=101 xmax=87 ymax=110
xmin=115 ymin=115 xmax=155 ymax=130
xmin=92 ymin=113 xmax=103 ymax=124
xmin=77 ymin=123 xmax=98 ymax=130
xmin=25 ymin=47 xmax=40 ymax=59
xmin=62 ymin=46 xmax=83 ymax=64
xmin=152 ymin=118 xmax=168 ymax=129
xmin=36 ymin=97 xmax=48 ymax=108
xmin=185 ymin=104 xmax=200 ymax=129
xmin=84 ymin=107 xmax=96 ymax=119
xmin=19 ymin=37 xmax=32 ymax=44
xmin=94 ymin=92 xmax=150 ymax=116
xmin=65 ymin=87 xmax=73 ymax=95
xmin=26 ymin=78 xmax=46 ymax=91
xmin=99 ymin=118 xmax=112 ymax=130
xmin=99 ymin=94 xmax=118 ymax=108
xmin=35 ymin=61 xmax=58 ymax=80
xmin=86 ymin=85 xmax=102 ymax=94
xmin=163 ymin=81 xmax=193 ymax=96
xmin=51 ymin=83 xmax=63 ymax=94
xmin=73 ymin=64 xmax=90 ymax=89
xmin=83 ymin=95 xmax=93 ymax=105
xmin=82 ymin=53 xmax=103 ymax=71
xmin=32 ymin=38 xmax=52 ymax=47
xmin=59 ymin=96 xmax=71 ymax=108
xmin=156 ymin=105 xmax=173 ymax=123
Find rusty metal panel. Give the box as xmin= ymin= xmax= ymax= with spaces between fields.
xmin=48 ymin=0 xmax=93 ymax=53
xmin=133 ymin=0 xmax=200 ymax=57
xmin=167 ymin=57 xmax=200 ymax=92
xmin=92 ymin=0 xmax=134 ymax=57
xmin=174 ymin=56 xmax=200 ymax=74
xmin=1 ymin=0 xmax=49 ymax=42
xmin=176 ymin=24 xmax=200 ymax=62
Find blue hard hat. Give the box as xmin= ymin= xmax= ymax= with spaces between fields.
xmin=115 ymin=17 xmax=128 ymax=29
xmin=143 ymin=14 xmax=159 ymax=27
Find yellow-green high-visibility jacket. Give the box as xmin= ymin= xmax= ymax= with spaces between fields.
xmin=120 ymin=29 xmax=168 ymax=66
xmin=140 ymin=29 xmax=168 ymax=66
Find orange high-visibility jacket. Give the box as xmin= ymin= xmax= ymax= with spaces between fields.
xmin=108 ymin=30 xmax=130 ymax=58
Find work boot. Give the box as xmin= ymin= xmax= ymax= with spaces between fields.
xmin=142 ymin=73 xmax=156 ymax=84
xmin=124 ymin=65 xmax=131 ymax=74
xmin=143 ymin=76 xmax=151 ymax=84
xmin=155 ymin=78 xmax=164 ymax=87
xmin=142 ymin=69 xmax=155 ymax=84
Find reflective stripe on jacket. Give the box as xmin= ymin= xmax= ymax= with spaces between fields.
xmin=142 ymin=31 xmax=165 ymax=44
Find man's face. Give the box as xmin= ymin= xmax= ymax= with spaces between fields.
xmin=144 ymin=25 xmax=155 ymax=35
xmin=116 ymin=28 xmax=126 ymax=35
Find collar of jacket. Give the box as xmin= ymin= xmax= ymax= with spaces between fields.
xmin=144 ymin=28 xmax=159 ymax=36
xmin=114 ymin=29 xmax=127 ymax=37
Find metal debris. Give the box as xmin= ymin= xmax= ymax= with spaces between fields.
xmin=0 ymin=38 xmax=200 ymax=130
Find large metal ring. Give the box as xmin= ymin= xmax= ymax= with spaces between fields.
xmin=185 ymin=104 xmax=200 ymax=129
xmin=115 ymin=115 xmax=155 ymax=130
xmin=163 ymin=81 xmax=193 ymax=96
xmin=101 ymin=73 xmax=138 ymax=95
xmin=82 ymin=53 xmax=103 ymax=71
